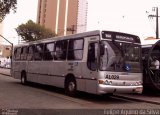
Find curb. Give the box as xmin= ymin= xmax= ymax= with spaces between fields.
xmin=114 ymin=94 xmax=160 ymax=105
xmin=0 ymin=73 xmax=11 ymax=77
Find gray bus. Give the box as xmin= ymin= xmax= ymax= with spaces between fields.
xmin=12 ymin=30 xmax=143 ymax=96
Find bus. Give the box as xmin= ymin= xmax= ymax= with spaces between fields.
xmin=11 ymin=30 xmax=143 ymax=96
xmin=142 ymin=40 xmax=160 ymax=91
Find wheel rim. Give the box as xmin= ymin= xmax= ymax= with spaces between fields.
xmin=68 ymin=82 xmax=75 ymax=92
xmin=21 ymin=76 xmax=25 ymax=83
xmin=21 ymin=74 xmax=26 ymax=84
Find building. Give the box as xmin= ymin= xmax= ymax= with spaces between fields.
xmin=0 ymin=23 xmax=2 ymax=34
xmin=0 ymin=44 xmax=11 ymax=57
xmin=142 ymin=37 xmax=159 ymax=45
xmin=0 ymin=23 xmax=4 ymax=57
xmin=37 ymin=0 xmax=88 ymax=36
xmin=0 ymin=23 xmax=3 ymax=42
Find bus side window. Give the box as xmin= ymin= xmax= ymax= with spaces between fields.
xmin=14 ymin=49 xmax=17 ymax=60
xmin=14 ymin=48 xmax=21 ymax=60
xmin=54 ymin=40 xmax=68 ymax=60
xmin=68 ymin=38 xmax=84 ymax=60
xmin=20 ymin=46 xmax=28 ymax=60
xmin=27 ymin=45 xmax=35 ymax=61
xmin=87 ymin=42 xmax=98 ymax=71
xmin=44 ymin=42 xmax=55 ymax=60
xmin=35 ymin=44 xmax=44 ymax=61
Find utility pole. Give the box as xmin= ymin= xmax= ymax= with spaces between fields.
xmin=148 ymin=7 xmax=160 ymax=39
xmin=67 ymin=25 xmax=76 ymax=34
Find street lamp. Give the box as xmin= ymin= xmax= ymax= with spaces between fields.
xmin=0 ymin=34 xmax=13 ymax=46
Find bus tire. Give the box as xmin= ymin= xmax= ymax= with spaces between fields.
xmin=65 ymin=78 xmax=77 ymax=97
xmin=21 ymin=72 xmax=27 ymax=85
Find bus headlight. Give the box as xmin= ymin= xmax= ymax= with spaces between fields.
xmin=109 ymin=81 xmax=112 ymax=85
xmin=104 ymin=80 xmax=112 ymax=85
xmin=98 ymin=80 xmax=112 ymax=85
xmin=136 ymin=81 xmax=142 ymax=85
xmin=104 ymin=80 xmax=109 ymax=85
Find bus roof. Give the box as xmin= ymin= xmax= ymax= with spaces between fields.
xmin=15 ymin=30 xmax=140 ymax=47
xmin=15 ymin=30 xmax=101 ymax=47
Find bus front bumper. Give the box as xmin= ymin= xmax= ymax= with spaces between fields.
xmin=98 ymin=84 xmax=143 ymax=94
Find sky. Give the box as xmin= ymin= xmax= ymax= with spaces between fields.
xmin=2 ymin=0 xmax=160 ymax=45
xmin=87 ymin=0 xmax=160 ymax=44
xmin=2 ymin=0 xmax=38 ymax=45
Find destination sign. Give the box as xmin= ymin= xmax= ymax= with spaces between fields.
xmin=116 ymin=35 xmax=134 ymax=41
xmin=101 ymin=31 xmax=140 ymax=43
xmin=104 ymin=34 xmax=112 ymax=39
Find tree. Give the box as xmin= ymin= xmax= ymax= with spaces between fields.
xmin=0 ymin=0 xmax=17 ymax=22
xmin=16 ymin=20 xmax=56 ymax=42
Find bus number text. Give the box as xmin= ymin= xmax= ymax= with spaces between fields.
xmin=105 ymin=74 xmax=119 ymax=79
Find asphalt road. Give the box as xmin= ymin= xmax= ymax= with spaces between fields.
xmin=0 ymin=74 xmax=160 ymax=110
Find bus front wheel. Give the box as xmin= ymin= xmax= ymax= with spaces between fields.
xmin=65 ymin=78 xmax=77 ymax=96
xmin=21 ymin=72 xmax=27 ymax=85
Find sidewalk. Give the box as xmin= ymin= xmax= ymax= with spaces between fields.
xmin=0 ymin=68 xmax=11 ymax=76
xmin=114 ymin=93 xmax=160 ymax=105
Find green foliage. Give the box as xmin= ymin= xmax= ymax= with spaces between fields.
xmin=0 ymin=0 xmax=17 ymax=22
xmin=16 ymin=20 xmax=56 ymax=42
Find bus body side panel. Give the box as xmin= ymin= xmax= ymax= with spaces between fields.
xmin=27 ymin=61 xmax=38 ymax=83
xmin=36 ymin=61 xmax=53 ymax=85
xmin=12 ymin=61 xmax=21 ymax=79
xmin=50 ymin=61 xmax=67 ymax=88
xmin=80 ymin=61 xmax=98 ymax=94
xmin=27 ymin=61 xmax=55 ymax=86
xmin=13 ymin=60 xmax=27 ymax=80
xmin=66 ymin=61 xmax=85 ymax=92
xmin=80 ymin=36 xmax=100 ymax=94
xmin=76 ymin=78 xmax=86 ymax=92
xmin=51 ymin=61 xmax=84 ymax=89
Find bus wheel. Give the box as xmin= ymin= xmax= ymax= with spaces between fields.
xmin=21 ymin=72 xmax=27 ymax=85
xmin=65 ymin=78 xmax=77 ymax=96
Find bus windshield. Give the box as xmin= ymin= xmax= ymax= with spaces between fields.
xmin=100 ymin=41 xmax=141 ymax=72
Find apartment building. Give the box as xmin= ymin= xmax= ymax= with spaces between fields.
xmin=37 ymin=0 xmax=88 ymax=36
xmin=0 ymin=23 xmax=3 ymax=41
xmin=0 ymin=23 xmax=3 ymax=56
